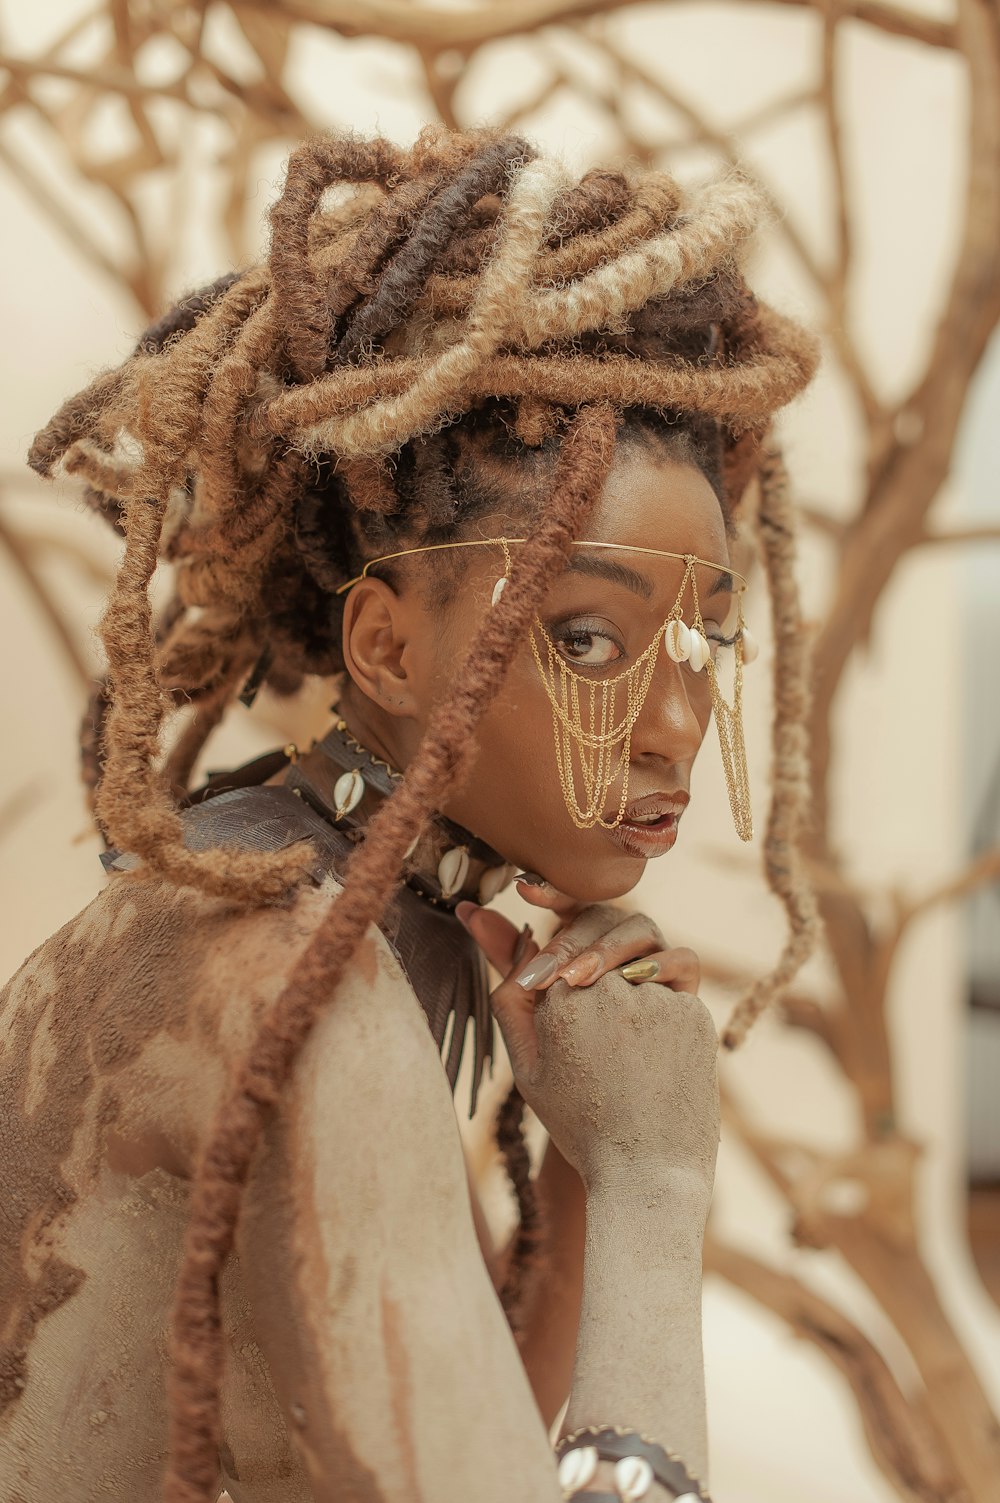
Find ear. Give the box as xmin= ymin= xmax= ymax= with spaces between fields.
xmin=341 ymin=576 xmax=424 ymax=717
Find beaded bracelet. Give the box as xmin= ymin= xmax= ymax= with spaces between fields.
xmin=555 ymin=1426 xmax=711 ymax=1503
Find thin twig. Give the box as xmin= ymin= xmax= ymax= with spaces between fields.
xmin=916 ymin=523 xmax=1000 ymax=546
xmin=0 ymin=505 xmax=92 ymax=691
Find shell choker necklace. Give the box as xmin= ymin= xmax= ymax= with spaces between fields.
xmin=282 ymin=714 xmax=520 ymax=911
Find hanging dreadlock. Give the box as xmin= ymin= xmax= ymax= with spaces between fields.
xmin=29 ymin=125 xmax=820 ymax=1502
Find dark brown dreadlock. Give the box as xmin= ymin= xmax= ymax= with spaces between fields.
xmin=29 ymin=126 xmax=820 ymax=1502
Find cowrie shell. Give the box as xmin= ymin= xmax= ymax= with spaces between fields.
xmin=674 ymin=1495 xmax=703 ymax=1503
xmin=687 ymin=628 xmax=710 ymax=672
xmin=614 ymin=1455 xmax=654 ymax=1501
xmin=438 ymin=846 xmax=470 ymax=899
xmin=333 ymin=768 xmax=365 ymax=819
xmin=664 ymin=617 xmax=691 ymax=663
xmin=491 ymin=576 xmax=508 ymax=607
xmin=478 ymin=862 xmax=517 ymax=905
xmin=740 ymin=625 xmax=759 ymax=664
xmin=557 ymin=1446 xmax=598 ymax=1492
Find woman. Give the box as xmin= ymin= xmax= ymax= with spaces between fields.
xmin=1 ymin=127 xmax=819 ymax=1502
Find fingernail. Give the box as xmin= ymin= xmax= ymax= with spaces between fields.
xmin=513 ymin=953 xmax=559 ymax=990
xmin=455 ymin=901 xmax=479 ymax=927
xmin=621 ymin=959 xmax=660 ymax=982
xmin=515 ymin=871 xmax=546 ymax=887
xmin=560 ymin=954 xmax=602 ymax=987
xmin=512 ymin=923 xmax=532 ymax=969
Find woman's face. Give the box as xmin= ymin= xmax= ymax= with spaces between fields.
xmin=341 ymin=442 xmax=737 ymax=903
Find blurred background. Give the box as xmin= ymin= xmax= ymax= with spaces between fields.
xmin=1 ymin=1 xmax=999 ymax=1499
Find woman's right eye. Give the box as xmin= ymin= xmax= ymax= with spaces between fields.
xmin=555 ymin=629 xmax=624 ymax=669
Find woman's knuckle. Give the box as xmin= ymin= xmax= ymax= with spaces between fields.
xmin=548 ymin=935 xmax=579 ymax=966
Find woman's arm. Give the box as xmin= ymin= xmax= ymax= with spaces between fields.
xmin=462 ymin=892 xmax=711 ymax=1451
xmin=566 ymin=1173 xmax=710 ymax=1478
xmin=508 ymin=1139 xmax=587 ymax=1431
xmin=484 ymin=1118 xmax=708 ymax=1470
xmin=236 ymin=920 xmax=717 ymax=1502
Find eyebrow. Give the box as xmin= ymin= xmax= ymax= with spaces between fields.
xmin=564 ymin=554 xmax=735 ymax=600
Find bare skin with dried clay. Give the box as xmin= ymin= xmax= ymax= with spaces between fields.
xmin=0 ymin=867 xmax=719 ymax=1502
xmin=1 ymin=449 xmax=727 ymax=1500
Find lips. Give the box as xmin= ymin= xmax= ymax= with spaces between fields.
xmin=604 ymin=814 xmax=680 ymax=859
xmin=621 ymin=790 xmax=690 ymax=823
xmin=603 ymin=789 xmax=689 ymax=860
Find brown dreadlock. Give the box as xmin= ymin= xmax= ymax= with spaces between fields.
xmin=29 ymin=125 xmax=820 ymax=1502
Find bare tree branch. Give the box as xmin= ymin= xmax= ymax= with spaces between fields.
xmin=917 ymin=523 xmax=1000 ymax=547
xmin=704 ymin=1236 xmax=966 ymax=1503
xmin=234 ymin=0 xmax=959 ymax=52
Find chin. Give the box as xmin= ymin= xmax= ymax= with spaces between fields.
xmin=542 ymin=852 xmax=645 ymax=905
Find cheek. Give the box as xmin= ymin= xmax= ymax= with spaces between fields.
xmin=470 ymin=662 xmax=563 ymax=801
xmin=695 ymin=684 xmax=715 ymax=736
xmin=480 ymin=667 xmax=549 ymax=758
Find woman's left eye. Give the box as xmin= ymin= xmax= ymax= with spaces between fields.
xmin=706 ymin=627 xmax=741 ymax=655
xmin=555 ymin=629 xmax=624 ymax=668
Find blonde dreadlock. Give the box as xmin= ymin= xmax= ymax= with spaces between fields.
xmin=29 ymin=125 xmax=819 ymax=1501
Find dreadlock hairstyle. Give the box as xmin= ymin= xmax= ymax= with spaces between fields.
xmin=29 ymin=125 xmax=820 ymax=1500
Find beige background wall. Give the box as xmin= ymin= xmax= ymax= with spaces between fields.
xmin=2 ymin=3 xmax=998 ymax=1499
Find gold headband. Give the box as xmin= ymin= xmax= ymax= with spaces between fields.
xmin=334 ymin=538 xmax=748 ymax=596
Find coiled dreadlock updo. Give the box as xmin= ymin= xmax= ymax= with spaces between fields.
xmin=29 ymin=125 xmax=819 ymax=1501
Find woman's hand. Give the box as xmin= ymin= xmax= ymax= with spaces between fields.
xmin=456 ymin=875 xmax=700 ymax=998
xmin=456 ymin=885 xmax=718 ymax=1205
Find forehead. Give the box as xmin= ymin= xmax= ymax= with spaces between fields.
xmin=583 ymin=444 xmax=728 ymax=561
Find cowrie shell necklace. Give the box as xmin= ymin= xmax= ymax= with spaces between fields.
xmin=287 ymin=717 xmax=518 ymax=911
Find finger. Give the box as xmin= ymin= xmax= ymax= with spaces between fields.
xmin=514 ymin=874 xmax=584 ymax=919
xmin=455 ymin=901 xmax=526 ymax=974
xmin=489 ymin=936 xmax=544 ymax=1077
xmin=522 ymin=912 xmax=668 ymax=991
xmin=617 ymin=947 xmax=701 ymax=994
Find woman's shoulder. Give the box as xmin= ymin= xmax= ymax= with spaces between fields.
xmin=1 ymin=864 xmax=428 ymax=1185
xmin=2 ymin=862 xmax=416 ymax=1085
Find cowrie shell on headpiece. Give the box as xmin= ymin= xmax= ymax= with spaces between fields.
xmin=333 ymin=769 xmax=365 ymax=819
xmin=664 ymin=618 xmax=691 ymax=663
xmin=613 ymin=1455 xmax=654 ymax=1501
xmin=478 ymin=862 xmax=518 ymax=905
xmin=687 ymin=629 xmax=710 ymax=673
xmin=740 ymin=625 xmax=759 ymax=664
xmin=557 ymin=1446 xmax=598 ymax=1492
xmin=491 ymin=577 xmax=508 ymax=607
xmin=438 ymin=846 xmax=470 ymax=900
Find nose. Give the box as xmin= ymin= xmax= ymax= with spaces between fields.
xmin=628 ymin=652 xmax=708 ymax=768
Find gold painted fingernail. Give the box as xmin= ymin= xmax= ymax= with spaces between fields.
xmin=621 ymin=959 xmax=660 ymax=982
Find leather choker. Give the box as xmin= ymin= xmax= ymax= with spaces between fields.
xmin=286 ymin=717 xmax=520 ymax=911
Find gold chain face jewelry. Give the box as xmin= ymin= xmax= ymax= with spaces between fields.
xmin=527 ymin=556 xmax=753 ymax=840
xmin=336 ymin=537 xmax=755 ymax=841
